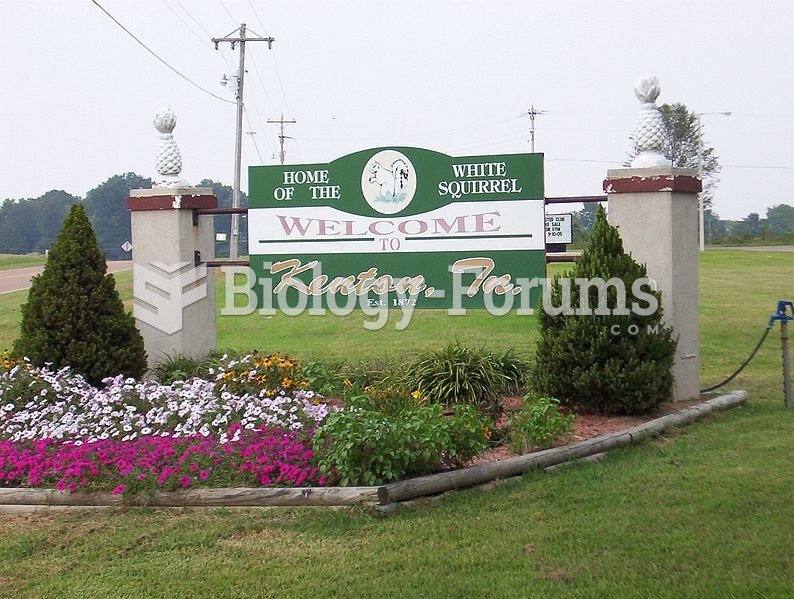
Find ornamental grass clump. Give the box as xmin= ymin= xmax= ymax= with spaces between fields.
xmin=409 ymin=343 xmax=526 ymax=418
xmin=532 ymin=206 xmax=676 ymax=415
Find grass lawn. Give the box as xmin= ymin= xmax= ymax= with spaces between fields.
xmin=0 ymin=254 xmax=46 ymax=271
xmin=0 ymin=250 xmax=792 ymax=597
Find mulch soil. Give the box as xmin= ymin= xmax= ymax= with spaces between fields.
xmin=469 ymin=395 xmax=708 ymax=466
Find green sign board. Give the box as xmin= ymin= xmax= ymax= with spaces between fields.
xmin=248 ymin=147 xmax=545 ymax=310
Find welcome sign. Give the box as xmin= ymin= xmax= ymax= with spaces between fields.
xmin=248 ymin=147 xmax=545 ymax=310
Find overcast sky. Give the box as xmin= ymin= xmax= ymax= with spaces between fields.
xmin=1 ymin=0 xmax=792 ymax=220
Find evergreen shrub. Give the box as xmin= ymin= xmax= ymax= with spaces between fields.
xmin=532 ymin=206 xmax=676 ymax=414
xmin=13 ymin=204 xmax=146 ymax=384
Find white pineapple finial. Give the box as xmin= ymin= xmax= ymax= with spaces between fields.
xmin=153 ymin=107 xmax=187 ymax=188
xmin=630 ymin=74 xmax=669 ymax=168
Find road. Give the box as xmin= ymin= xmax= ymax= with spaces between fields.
xmin=709 ymin=245 xmax=794 ymax=252
xmin=0 ymin=261 xmax=132 ymax=295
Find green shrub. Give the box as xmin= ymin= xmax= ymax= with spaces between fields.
xmin=507 ymin=395 xmax=575 ymax=454
xmin=531 ymin=206 xmax=676 ymax=415
xmin=409 ymin=342 xmax=514 ymax=417
xmin=12 ymin=204 xmax=146 ymax=385
xmin=312 ymin=401 xmax=490 ymax=486
xmin=299 ymin=359 xmax=347 ymax=397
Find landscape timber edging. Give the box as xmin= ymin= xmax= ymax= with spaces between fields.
xmin=0 ymin=391 xmax=748 ymax=514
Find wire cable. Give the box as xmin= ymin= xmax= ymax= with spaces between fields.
xmin=90 ymin=0 xmax=234 ymax=104
xmin=700 ymin=324 xmax=773 ymax=393
xmin=247 ymin=2 xmax=294 ymax=118
xmin=243 ymin=108 xmax=266 ymax=164
xmin=173 ymin=0 xmax=214 ymax=37
xmin=217 ymin=0 xmax=237 ymax=27
xmin=160 ymin=0 xmax=215 ymax=53
xmin=723 ymin=164 xmax=794 ymax=171
xmin=161 ymin=0 xmax=232 ymax=70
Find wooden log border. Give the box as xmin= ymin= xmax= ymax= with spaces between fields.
xmin=0 ymin=391 xmax=747 ymax=512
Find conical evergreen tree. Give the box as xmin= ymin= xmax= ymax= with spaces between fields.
xmin=532 ymin=206 xmax=676 ymax=414
xmin=13 ymin=204 xmax=146 ymax=384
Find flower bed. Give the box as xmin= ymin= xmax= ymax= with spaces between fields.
xmin=0 ymin=353 xmax=333 ymax=496
xmin=0 ymin=351 xmax=491 ymax=496
xmin=0 ymin=425 xmax=324 ymax=494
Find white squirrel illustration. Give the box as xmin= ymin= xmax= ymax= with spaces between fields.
xmin=368 ymin=159 xmax=409 ymax=198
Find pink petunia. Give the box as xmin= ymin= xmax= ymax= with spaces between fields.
xmin=112 ymin=484 xmax=126 ymax=495
xmin=180 ymin=475 xmax=191 ymax=487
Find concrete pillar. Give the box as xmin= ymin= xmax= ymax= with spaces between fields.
xmin=126 ymin=187 xmax=217 ymax=366
xmin=603 ymin=167 xmax=701 ymax=402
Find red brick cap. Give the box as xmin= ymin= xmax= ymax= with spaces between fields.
xmin=603 ymin=175 xmax=701 ymax=194
xmin=126 ymin=194 xmax=218 ymax=211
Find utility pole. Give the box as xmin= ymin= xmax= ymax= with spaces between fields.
xmin=695 ymin=111 xmax=731 ymax=252
xmin=213 ymin=24 xmax=274 ymax=260
xmin=267 ymin=113 xmax=297 ymax=165
xmin=526 ymin=104 xmax=547 ymax=153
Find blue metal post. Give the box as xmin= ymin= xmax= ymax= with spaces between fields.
xmin=772 ymin=301 xmax=793 ymax=409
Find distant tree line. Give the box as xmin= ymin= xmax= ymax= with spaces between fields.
xmin=0 ymin=174 xmax=247 ymax=259
xmin=2 ymin=173 xmax=792 ymax=259
xmin=568 ymin=202 xmax=794 ymax=248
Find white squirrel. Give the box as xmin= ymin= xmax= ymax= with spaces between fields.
xmin=368 ymin=159 xmax=410 ymax=198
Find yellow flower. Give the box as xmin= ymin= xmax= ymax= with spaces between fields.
xmin=411 ymin=390 xmax=428 ymax=405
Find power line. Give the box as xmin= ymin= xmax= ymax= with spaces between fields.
xmin=217 ymin=0 xmax=237 ymax=26
xmin=243 ymin=87 xmax=278 ymax=158
xmin=90 ymin=0 xmax=234 ymax=104
xmin=293 ymin=117 xmax=521 ymax=144
xmin=724 ymin=164 xmax=794 ymax=171
xmin=244 ymin=2 xmax=280 ymax=112
xmin=173 ymin=0 xmax=214 ymax=37
xmin=246 ymin=2 xmax=294 ymax=118
xmin=244 ymin=48 xmax=281 ymax=114
xmin=243 ymin=108 xmax=265 ymax=164
xmin=547 ymin=158 xmax=623 ymax=164
xmin=162 ymin=0 xmax=232 ymax=70
xmin=160 ymin=0 xmax=215 ymax=53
